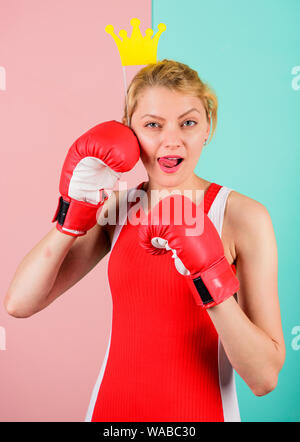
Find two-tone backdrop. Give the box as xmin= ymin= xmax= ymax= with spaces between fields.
xmin=0 ymin=0 xmax=299 ymax=422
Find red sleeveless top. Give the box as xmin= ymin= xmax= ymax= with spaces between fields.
xmin=89 ymin=182 xmax=237 ymax=422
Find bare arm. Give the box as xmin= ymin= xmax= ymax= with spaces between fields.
xmin=206 ymin=192 xmax=285 ymax=396
xmin=4 ymin=192 xmax=118 ymax=318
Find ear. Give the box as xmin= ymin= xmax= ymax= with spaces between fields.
xmin=205 ymin=117 xmax=211 ymax=139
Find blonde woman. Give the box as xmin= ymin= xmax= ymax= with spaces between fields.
xmin=5 ymin=59 xmax=285 ymax=422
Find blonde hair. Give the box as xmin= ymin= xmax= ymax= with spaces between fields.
xmin=121 ymin=59 xmax=218 ymax=145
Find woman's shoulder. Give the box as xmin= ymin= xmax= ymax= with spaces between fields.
xmin=226 ymin=189 xmax=270 ymax=225
xmin=225 ymin=188 xmax=274 ymax=256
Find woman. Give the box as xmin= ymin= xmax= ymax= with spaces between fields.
xmin=5 ymin=60 xmax=285 ymax=422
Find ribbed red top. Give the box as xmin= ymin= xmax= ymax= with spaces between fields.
xmin=91 ymin=182 xmax=233 ymax=422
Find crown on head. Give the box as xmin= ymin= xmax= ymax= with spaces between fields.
xmin=105 ymin=18 xmax=166 ymax=66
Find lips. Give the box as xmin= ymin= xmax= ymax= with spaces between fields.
xmin=157 ymin=155 xmax=184 ymax=173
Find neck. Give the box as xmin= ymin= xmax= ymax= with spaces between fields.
xmin=142 ymin=174 xmax=210 ymax=208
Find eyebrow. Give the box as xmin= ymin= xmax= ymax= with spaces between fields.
xmin=141 ymin=107 xmax=201 ymax=120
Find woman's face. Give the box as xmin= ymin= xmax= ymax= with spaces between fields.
xmin=130 ymin=86 xmax=210 ymax=188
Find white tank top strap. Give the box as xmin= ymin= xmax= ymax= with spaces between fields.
xmin=207 ymin=186 xmax=233 ymax=238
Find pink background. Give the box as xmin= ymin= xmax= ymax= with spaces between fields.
xmin=0 ymin=0 xmax=149 ymax=421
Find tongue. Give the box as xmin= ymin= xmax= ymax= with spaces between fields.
xmin=158 ymin=157 xmax=179 ymax=168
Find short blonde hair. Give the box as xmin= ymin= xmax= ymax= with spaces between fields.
xmin=121 ymin=59 xmax=218 ymax=145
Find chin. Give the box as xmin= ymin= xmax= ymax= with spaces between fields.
xmin=149 ymin=171 xmax=187 ymax=189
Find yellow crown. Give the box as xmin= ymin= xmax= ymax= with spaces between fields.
xmin=105 ymin=18 xmax=166 ymax=66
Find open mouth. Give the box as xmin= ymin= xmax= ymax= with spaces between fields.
xmin=157 ymin=156 xmax=184 ymax=173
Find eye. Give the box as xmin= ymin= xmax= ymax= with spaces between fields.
xmin=145 ymin=122 xmax=160 ymax=128
xmin=145 ymin=120 xmax=197 ymax=128
xmin=183 ymin=120 xmax=197 ymax=127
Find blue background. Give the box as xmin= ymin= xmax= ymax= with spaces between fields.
xmin=153 ymin=0 xmax=300 ymax=422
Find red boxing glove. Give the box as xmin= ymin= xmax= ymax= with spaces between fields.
xmin=52 ymin=120 xmax=140 ymax=237
xmin=138 ymin=193 xmax=239 ymax=308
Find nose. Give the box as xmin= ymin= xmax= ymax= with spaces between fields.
xmin=161 ymin=125 xmax=184 ymax=149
